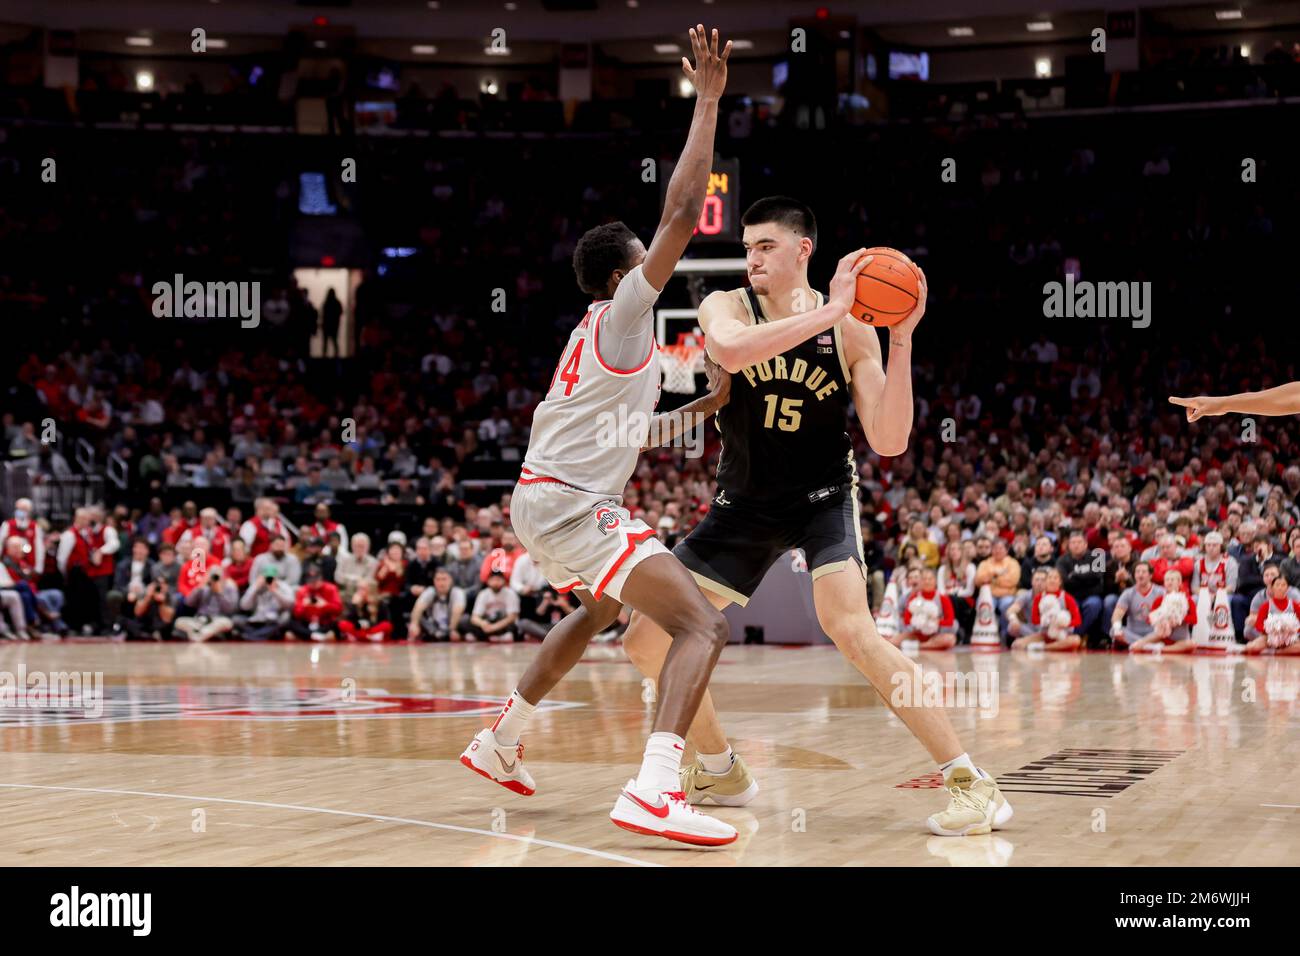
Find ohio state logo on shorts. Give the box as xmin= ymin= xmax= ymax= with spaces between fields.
xmin=595 ymin=507 xmax=621 ymax=536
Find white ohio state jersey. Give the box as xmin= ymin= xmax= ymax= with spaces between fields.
xmin=522 ymin=265 xmax=661 ymax=497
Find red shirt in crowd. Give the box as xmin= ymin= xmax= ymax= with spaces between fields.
xmin=294 ymin=582 xmax=343 ymax=625
xmin=479 ymin=546 xmax=521 ymax=582
xmin=375 ymin=559 xmax=406 ymax=597
xmin=180 ymin=524 xmax=231 ymax=561
xmin=163 ymin=519 xmax=200 ymax=546
xmin=223 ymin=558 xmax=252 ymax=591
xmin=1150 ymin=555 xmax=1194 ymax=594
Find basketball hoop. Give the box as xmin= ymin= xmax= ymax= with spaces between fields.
xmin=660 ymin=344 xmax=704 ymax=394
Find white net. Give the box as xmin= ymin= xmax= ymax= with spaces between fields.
xmin=660 ymin=347 xmax=702 ymax=394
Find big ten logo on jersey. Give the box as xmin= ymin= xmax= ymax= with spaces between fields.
xmin=594 ymin=507 xmax=622 ymax=536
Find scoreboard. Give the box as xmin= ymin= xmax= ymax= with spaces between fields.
xmin=658 ymin=158 xmax=740 ymax=243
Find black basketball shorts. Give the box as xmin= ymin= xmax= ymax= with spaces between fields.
xmin=672 ymin=484 xmax=865 ymax=607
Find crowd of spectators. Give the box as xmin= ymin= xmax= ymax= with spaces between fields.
xmin=1 ymin=85 xmax=1296 ymax=650
xmin=0 ymin=493 xmax=599 ymax=643
xmin=881 ymin=491 xmax=1300 ymax=653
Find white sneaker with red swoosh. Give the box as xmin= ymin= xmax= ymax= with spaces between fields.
xmin=609 ymin=779 xmax=738 ymax=847
xmin=459 ymin=729 xmax=536 ymax=796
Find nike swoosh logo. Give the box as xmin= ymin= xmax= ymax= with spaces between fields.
xmin=496 ymin=752 xmax=517 ymax=774
xmin=623 ymin=790 xmax=670 ymax=818
xmin=693 ymin=783 xmax=715 ymax=791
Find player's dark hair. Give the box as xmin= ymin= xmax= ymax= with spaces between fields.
xmin=741 ymin=196 xmax=817 ymax=251
xmin=573 ymin=221 xmax=639 ymax=297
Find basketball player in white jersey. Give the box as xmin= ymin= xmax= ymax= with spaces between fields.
xmin=616 ymin=197 xmax=1013 ymax=837
xmin=1171 ymin=382 xmax=1300 ymax=419
xmin=459 ymin=26 xmax=766 ymax=847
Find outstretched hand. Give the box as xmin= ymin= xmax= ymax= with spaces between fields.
xmin=681 ymin=25 xmax=731 ymax=100
xmin=1168 ymin=395 xmax=1223 ymax=422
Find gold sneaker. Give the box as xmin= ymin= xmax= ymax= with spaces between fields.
xmin=926 ymin=769 xmax=1013 ymax=837
xmin=680 ymin=754 xmax=760 ymax=807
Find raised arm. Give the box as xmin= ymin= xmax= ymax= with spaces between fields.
xmin=596 ymin=26 xmax=729 ymax=372
xmin=1170 ymin=382 xmax=1300 ymax=420
xmin=640 ymin=26 xmax=731 ymax=292
xmin=704 ymin=248 xmax=872 ymax=373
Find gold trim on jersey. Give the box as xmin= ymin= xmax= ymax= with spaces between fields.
xmin=812 ymin=559 xmax=866 ymax=582
xmin=811 ymin=456 xmax=865 ymax=581
xmin=735 ymin=286 xmax=823 ymax=326
xmin=832 ymin=322 xmax=853 ymax=386
xmin=688 ymin=569 xmax=749 ymax=608
xmin=735 ymin=287 xmax=759 ymax=325
xmin=849 ymin=450 xmax=865 ymax=564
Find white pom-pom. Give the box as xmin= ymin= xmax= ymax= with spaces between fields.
xmin=1152 ymin=591 xmax=1188 ymax=630
xmin=909 ymin=597 xmax=939 ymax=636
xmin=1264 ymin=611 xmax=1299 ymax=649
xmin=1037 ymin=594 xmax=1072 ymax=639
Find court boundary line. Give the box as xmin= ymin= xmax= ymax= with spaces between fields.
xmin=0 ymin=782 xmax=662 ymax=867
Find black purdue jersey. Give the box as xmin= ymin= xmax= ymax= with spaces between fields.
xmin=713 ymin=286 xmax=856 ymax=502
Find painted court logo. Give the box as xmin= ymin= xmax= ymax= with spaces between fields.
xmin=0 ymin=685 xmax=583 ymax=727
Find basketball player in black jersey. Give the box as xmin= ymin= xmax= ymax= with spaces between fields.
xmin=621 ymin=197 xmax=1013 ymax=836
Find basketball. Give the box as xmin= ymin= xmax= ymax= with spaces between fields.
xmin=850 ymin=246 xmax=921 ymax=327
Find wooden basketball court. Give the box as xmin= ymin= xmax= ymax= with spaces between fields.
xmin=1 ymin=641 xmax=1295 ymax=866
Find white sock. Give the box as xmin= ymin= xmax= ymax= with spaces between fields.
xmin=939 ymin=752 xmax=977 ymax=781
xmin=697 ymin=746 xmax=734 ymax=775
xmin=490 ymin=690 xmax=536 ymax=747
xmin=635 ymin=732 xmax=685 ymax=793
